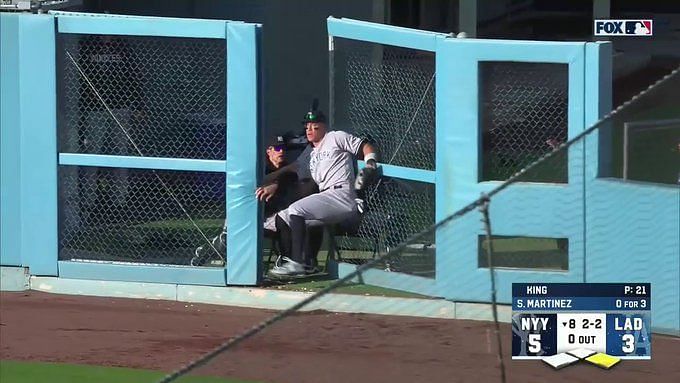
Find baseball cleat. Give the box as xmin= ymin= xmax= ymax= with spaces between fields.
xmin=304 ymin=257 xmax=320 ymax=274
xmin=269 ymin=257 xmax=306 ymax=277
xmin=190 ymin=232 xmax=226 ymax=267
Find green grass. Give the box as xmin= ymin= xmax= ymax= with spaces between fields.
xmin=0 ymin=360 xmax=261 ymax=383
xmin=610 ymin=103 xmax=679 ymax=184
xmin=482 ymin=236 xmax=563 ymax=252
xmin=479 ymin=236 xmax=568 ymax=271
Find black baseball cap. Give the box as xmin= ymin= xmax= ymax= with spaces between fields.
xmin=267 ymin=135 xmax=286 ymax=149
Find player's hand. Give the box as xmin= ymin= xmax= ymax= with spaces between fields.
xmin=355 ymin=162 xmax=380 ymax=191
xmin=255 ymin=183 xmax=278 ymax=202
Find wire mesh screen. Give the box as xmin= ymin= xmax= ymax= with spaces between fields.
xmin=57 ymin=33 xmax=226 ymax=159
xmin=334 ymin=178 xmax=435 ymax=278
xmin=480 ymin=61 xmax=569 ymax=182
xmin=333 ymin=38 xmax=436 ymax=170
xmin=59 ymin=167 xmax=226 ymax=266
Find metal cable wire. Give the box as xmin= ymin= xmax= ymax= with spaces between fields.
xmin=480 ymin=196 xmax=507 ymax=383
xmin=388 ymin=72 xmax=435 ymax=164
xmin=156 ymin=65 xmax=680 ymax=383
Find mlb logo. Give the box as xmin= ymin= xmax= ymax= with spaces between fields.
xmin=594 ymin=20 xmax=653 ymax=36
xmin=625 ymin=20 xmax=652 ymax=35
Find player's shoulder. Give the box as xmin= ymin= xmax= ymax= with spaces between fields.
xmin=326 ymin=130 xmax=351 ymax=140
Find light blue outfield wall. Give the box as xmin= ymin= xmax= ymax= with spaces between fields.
xmin=584 ymin=43 xmax=679 ymax=334
xmin=1 ymin=15 xmax=677 ymax=332
xmin=56 ymin=13 xmax=227 ymax=38
xmin=0 ymin=14 xmax=58 ymax=274
xmin=435 ymin=38 xmax=587 ymax=303
xmin=328 ymin=17 xmax=447 ymax=52
xmin=59 ymin=154 xmax=227 ymax=173
xmin=0 ymin=14 xmax=22 ymax=267
xmin=53 ymin=13 xmax=263 ymax=286
xmin=226 ymin=22 xmax=263 ymax=285
xmin=54 ymin=12 xmax=233 ymax=284
xmin=19 ymin=15 xmax=58 ymax=275
xmin=585 ymin=181 xmax=679 ymax=333
xmin=328 ymin=18 xmax=679 ymax=333
xmin=1 ymin=12 xmax=263 ymax=286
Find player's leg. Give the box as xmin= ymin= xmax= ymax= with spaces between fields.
xmin=263 ymin=214 xmax=277 ymax=232
xmin=271 ymin=190 xmax=357 ymax=276
xmin=285 ymin=188 xmax=358 ymax=225
xmin=304 ymin=226 xmax=324 ymax=272
xmin=273 ymin=214 xmax=295 ymax=268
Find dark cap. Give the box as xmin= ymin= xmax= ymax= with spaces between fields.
xmin=267 ymin=135 xmax=286 ymax=149
xmin=302 ymin=109 xmax=327 ymax=124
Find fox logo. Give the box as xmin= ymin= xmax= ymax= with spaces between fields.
xmin=594 ymin=20 xmax=653 ymax=36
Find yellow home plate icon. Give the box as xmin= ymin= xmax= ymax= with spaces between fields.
xmin=585 ymin=353 xmax=622 ymax=369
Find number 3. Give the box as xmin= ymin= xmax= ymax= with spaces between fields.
xmin=622 ymin=334 xmax=635 ymax=353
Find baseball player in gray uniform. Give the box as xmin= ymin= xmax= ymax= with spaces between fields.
xmin=257 ymin=106 xmax=379 ymax=277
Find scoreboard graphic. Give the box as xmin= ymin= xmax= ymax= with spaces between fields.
xmin=512 ymin=283 xmax=651 ymax=368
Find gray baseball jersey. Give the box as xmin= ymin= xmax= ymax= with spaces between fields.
xmin=294 ymin=145 xmax=313 ymax=180
xmin=277 ymin=130 xmax=364 ymax=227
xmin=308 ymin=131 xmax=364 ymax=191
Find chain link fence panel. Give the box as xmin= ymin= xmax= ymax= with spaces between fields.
xmin=333 ymin=38 xmax=436 ymax=170
xmin=480 ymin=61 xmax=569 ymax=183
xmin=334 ymin=178 xmax=435 ymax=278
xmin=331 ymin=38 xmax=437 ymax=278
xmin=59 ymin=167 xmax=226 ymax=266
xmin=57 ymin=34 xmax=226 ymax=159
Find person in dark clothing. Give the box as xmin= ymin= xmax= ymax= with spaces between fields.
xmin=257 ymin=136 xmax=325 ymax=273
xmin=261 ymin=136 xmax=299 ymax=231
xmin=192 ymin=135 xmax=323 ymax=271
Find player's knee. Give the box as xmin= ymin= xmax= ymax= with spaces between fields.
xmin=288 ymin=214 xmax=305 ymax=228
xmin=287 ymin=195 xmax=316 ymax=218
xmin=287 ymin=205 xmax=305 ymax=218
xmin=275 ymin=215 xmax=290 ymax=231
xmin=289 ymin=214 xmax=305 ymax=230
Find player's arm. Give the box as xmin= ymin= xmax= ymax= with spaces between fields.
xmin=256 ymin=162 xmax=299 ymax=202
xmin=358 ymin=142 xmax=379 ymax=169
xmin=354 ymin=139 xmax=380 ymax=191
xmin=257 ymin=143 xmax=312 ymax=202
xmin=336 ymin=130 xmax=380 ymax=166
xmin=262 ymin=162 xmax=299 ymax=186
